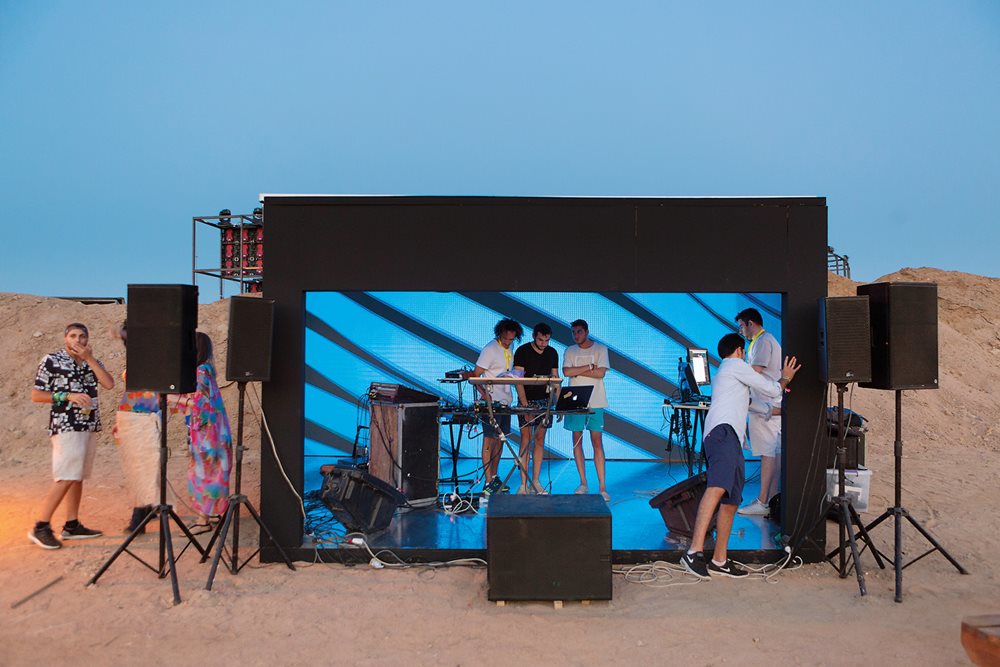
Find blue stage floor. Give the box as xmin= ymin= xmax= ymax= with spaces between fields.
xmin=303 ymin=458 xmax=783 ymax=562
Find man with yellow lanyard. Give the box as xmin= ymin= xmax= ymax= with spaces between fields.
xmin=469 ymin=318 xmax=524 ymax=482
xmin=735 ymin=308 xmax=783 ymax=517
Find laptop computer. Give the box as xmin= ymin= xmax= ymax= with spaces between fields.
xmin=553 ymin=385 xmax=594 ymax=411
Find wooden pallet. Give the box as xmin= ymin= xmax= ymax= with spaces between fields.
xmin=495 ymin=600 xmax=594 ymax=609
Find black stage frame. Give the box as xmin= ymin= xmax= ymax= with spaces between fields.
xmin=257 ymin=196 xmax=829 ymax=563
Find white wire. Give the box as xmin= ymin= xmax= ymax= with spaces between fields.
xmin=615 ymin=550 xmax=802 ymax=588
xmin=247 ymin=383 xmax=307 ymax=519
xmin=613 ymin=561 xmax=704 ymax=587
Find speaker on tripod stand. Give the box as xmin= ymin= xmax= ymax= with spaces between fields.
xmin=202 ymin=296 xmax=295 ymax=590
xmin=795 ymin=296 xmax=885 ymax=596
xmin=88 ymin=284 xmax=208 ymax=605
xmin=857 ymin=282 xmax=967 ymax=602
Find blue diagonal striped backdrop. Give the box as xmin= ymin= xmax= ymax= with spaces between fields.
xmin=304 ymin=291 xmax=781 ymax=463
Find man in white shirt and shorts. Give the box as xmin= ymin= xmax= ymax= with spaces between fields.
xmin=468 ymin=318 xmax=523 ymax=482
xmin=562 ymin=319 xmax=611 ymax=501
xmin=735 ymin=308 xmax=784 ymax=517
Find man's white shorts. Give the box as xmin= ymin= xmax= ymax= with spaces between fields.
xmin=748 ymin=413 xmax=781 ymax=458
xmin=52 ymin=431 xmax=97 ymax=481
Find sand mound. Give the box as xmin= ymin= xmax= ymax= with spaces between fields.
xmin=1 ymin=271 xmax=998 ymax=665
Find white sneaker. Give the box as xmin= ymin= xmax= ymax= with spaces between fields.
xmin=737 ymin=498 xmax=770 ymax=516
xmin=516 ymin=485 xmax=530 ymax=495
xmin=600 ymin=490 xmax=611 ymax=502
xmin=574 ymin=484 xmax=589 ymax=494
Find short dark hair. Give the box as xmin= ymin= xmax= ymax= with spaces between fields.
xmin=195 ymin=332 xmax=214 ymax=366
xmin=570 ymin=319 xmax=588 ymax=331
xmin=65 ymin=322 xmax=88 ymax=336
xmin=532 ymin=322 xmax=552 ymax=338
xmin=718 ymin=333 xmax=745 ymax=359
xmin=494 ymin=318 xmax=524 ymax=341
xmin=735 ymin=308 xmax=763 ymax=327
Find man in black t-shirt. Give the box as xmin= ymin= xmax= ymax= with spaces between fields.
xmin=512 ymin=323 xmax=560 ymax=494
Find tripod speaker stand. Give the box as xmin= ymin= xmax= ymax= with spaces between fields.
xmin=863 ymin=390 xmax=968 ymax=602
xmin=88 ymin=395 xmax=208 ymax=605
xmin=795 ymin=383 xmax=884 ymax=595
xmin=202 ymin=381 xmax=295 ymax=589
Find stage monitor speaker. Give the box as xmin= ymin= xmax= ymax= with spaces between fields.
xmin=126 ymin=284 xmax=198 ymax=393
xmin=818 ymin=296 xmax=872 ymax=384
xmin=487 ymin=495 xmax=612 ymax=602
xmin=319 ymin=465 xmax=406 ymax=534
xmin=369 ymin=400 xmax=440 ymax=508
xmin=226 ymin=297 xmax=274 ymax=382
xmin=649 ymin=472 xmax=717 ymax=537
xmin=857 ymin=282 xmax=938 ymax=390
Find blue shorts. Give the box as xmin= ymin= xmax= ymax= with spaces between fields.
xmin=703 ymin=424 xmax=745 ymax=506
xmin=563 ymin=408 xmax=604 ymax=433
xmin=483 ymin=414 xmax=511 ymax=439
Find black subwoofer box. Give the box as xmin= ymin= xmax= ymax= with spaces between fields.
xmin=649 ymin=472 xmax=717 ymax=537
xmin=487 ymin=495 xmax=612 ymax=602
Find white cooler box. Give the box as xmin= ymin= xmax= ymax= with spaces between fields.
xmin=825 ymin=467 xmax=872 ymax=512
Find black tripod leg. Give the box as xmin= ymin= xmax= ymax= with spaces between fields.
xmin=903 ymin=511 xmax=969 ymax=574
xmin=862 ymin=508 xmax=894 ymax=562
xmin=848 ymin=503 xmax=885 ymax=569
xmin=841 ymin=507 xmax=868 ymax=596
xmin=161 ymin=511 xmax=181 ymax=604
xmin=200 ymin=503 xmax=233 ymax=563
xmin=205 ymin=505 xmax=236 ymax=591
xmin=244 ymin=500 xmax=296 ymax=570
xmin=87 ymin=509 xmax=158 ymax=586
xmin=167 ymin=507 xmax=208 ymax=558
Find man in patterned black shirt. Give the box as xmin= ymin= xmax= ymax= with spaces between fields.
xmin=29 ymin=323 xmax=115 ymax=549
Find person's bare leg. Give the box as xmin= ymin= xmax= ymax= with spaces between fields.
xmin=757 ymin=455 xmax=777 ymax=503
xmin=591 ymin=431 xmax=607 ymax=494
xmin=571 ymin=432 xmax=587 ymax=488
xmin=518 ymin=428 xmax=531 ymax=487
xmin=689 ymin=487 xmax=726 ymax=553
xmin=39 ymin=480 xmax=74 ymax=523
xmin=64 ymin=480 xmax=83 ymax=522
xmin=482 ymin=437 xmax=496 ymax=480
xmin=532 ymin=427 xmax=546 ymax=491
xmin=711 ymin=503 xmax=738 ymax=564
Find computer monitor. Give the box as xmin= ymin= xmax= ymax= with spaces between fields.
xmin=687 ymin=348 xmax=711 ymax=387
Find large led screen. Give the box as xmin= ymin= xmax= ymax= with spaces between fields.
xmin=304 ymin=291 xmax=781 ymax=473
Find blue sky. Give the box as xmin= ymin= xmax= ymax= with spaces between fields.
xmin=2 ymin=2 xmax=997 ymax=298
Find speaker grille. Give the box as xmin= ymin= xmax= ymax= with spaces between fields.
xmin=226 ymin=297 xmax=274 ymax=382
xmin=859 ymin=282 xmax=938 ymax=389
xmin=126 ymin=284 xmax=198 ymax=393
xmin=819 ymin=297 xmax=872 ymax=384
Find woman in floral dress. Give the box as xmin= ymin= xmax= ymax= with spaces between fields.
xmin=175 ymin=332 xmax=232 ymax=528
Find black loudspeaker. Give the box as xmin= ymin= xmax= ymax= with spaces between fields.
xmin=818 ymin=296 xmax=872 ymax=384
xmin=487 ymin=495 xmax=612 ymax=602
xmin=126 ymin=284 xmax=198 ymax=393
xmin=649 ymin=472 xmax=717 ymax=537
xmin=369 ymin=400 xmax=440 ymax=508
xmin=319 ymin=465 xmax=406 ymax=534
xmin=226 ymin=297 xmax=274 ymax=382
xmin=857 ymin=282 xmax=938 ymax=390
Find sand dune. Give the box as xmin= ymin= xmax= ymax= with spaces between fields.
xmin=1 ymin=268 xmax=997 ymax=665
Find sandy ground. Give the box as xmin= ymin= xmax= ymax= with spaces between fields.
xmin=1 ymin=269 xmax=998 ymax=666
